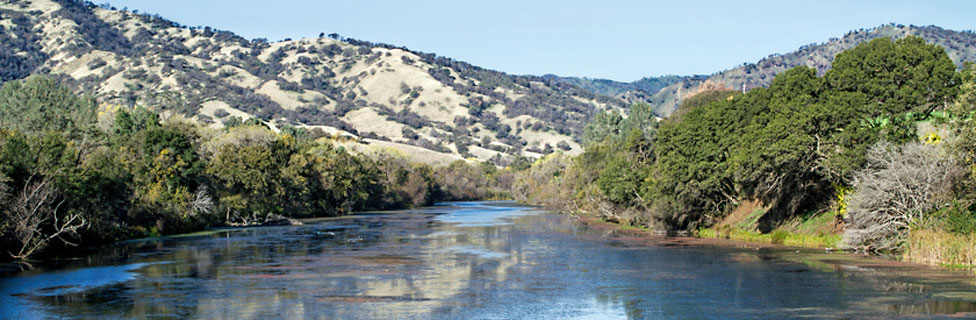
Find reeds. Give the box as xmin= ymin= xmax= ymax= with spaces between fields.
xmin=904 ymin=229 xmax=976 ymax=267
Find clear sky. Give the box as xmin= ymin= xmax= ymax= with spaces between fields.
xmin=105 ymin=0 xmax=975 ymax=82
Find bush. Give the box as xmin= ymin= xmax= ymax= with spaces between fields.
xmin=938 ymin=203 xmax=976 ymax=234
xmin=87 ymin=58 xmax=107 ymax=70
xmin=401 ymin=127 xmax=419 ymax=140
xmin=843 ymin=142 xmax=960 ymax=252
xmin=556 ymin=141 xmax=571 ymax=151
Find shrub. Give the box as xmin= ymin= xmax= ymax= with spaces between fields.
xmin=937 ymin=202 xmax=976 ymax=234
xmin=556 ymin=141 xmax=572 ymax=151
xmin=87 ymin=58 xmax=107 ymax=70
xmin=843 ymin=142 xmax=960 ymax=252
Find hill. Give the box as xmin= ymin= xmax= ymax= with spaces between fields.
xmin=554 ymin=24 xmax=976 ymax=116
xmin=0 ymin=0 xmax=626 ymax=163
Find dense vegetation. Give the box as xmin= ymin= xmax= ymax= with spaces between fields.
xmin=517 ymin=37 xmax=976 ymax=262
xmin=0 ymin=76 xmax=513 ymax=262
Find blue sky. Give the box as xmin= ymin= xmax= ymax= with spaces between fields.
xmin=106 ymin=0 xmax=975 ymax=82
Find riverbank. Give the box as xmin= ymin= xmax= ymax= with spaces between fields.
xmin=565 ymin=208 xmax=976 ymax=272
xmin=697 ymin=227 xmax=841 ymax=249
xmin=566 ymin=210 xmax=837 ymax=250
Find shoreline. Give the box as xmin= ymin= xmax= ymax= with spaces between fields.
xmin=564 ymin=211 xmax=972 ymax=273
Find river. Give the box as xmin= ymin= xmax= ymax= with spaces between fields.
xmin=2 ymin=201 xmax=976 ymax=319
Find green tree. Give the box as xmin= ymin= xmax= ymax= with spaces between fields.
xmin=113 ymin=106 xmax=159 ymax=137
xmin=208 ymin=133 xmax=283 ymax=219
xmin=582 ymin=110 xmax=622 ymax=145
xmin=0 ymin=76 xmax=97 ymax=138
xmin=620 ymin=103 xmax=658 ymax=140
xmin=731 ymin=67 xmax=831 ymax=224
xmin=826 ymin=36 xmax=959 ymax=118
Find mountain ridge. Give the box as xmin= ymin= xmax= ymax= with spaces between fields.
xmin=554 ymin=23 xmax=976 ymax=116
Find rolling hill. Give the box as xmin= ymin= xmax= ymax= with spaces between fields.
xmin=0 ymin=0 xmax=626 ymax=164
xmin=5 ymin=1 xmax=976 ymax=160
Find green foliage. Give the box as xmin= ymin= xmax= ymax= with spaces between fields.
xmin=769 ymin=230 xmax=789 ymax=245
xmin=582 ymin=103 xmax=657 ymax=146
xmin=737 ymin=209 xmax=766 ymax=231
xmin=672 ymin=89 xmax=739 ymax=119
xmin=654 ymin=94 xmax=748 ymax=226
xmin=596 ymin=157 xmax=641 ymax=204
xmin=0 ymin=77 xmax=507 ymax=261
xmin=222 ymin=116 xmax=243 ymax=129
xmin=434 ymin=160 xmax=513 ymax=201
xmin=827 ymin=36 xmax=959 ymax=117
xmin=950 ymin=63 xmax=976 ymax=182
xmin=113 ymin=106 xmax=159 ymax=136
xmin=520 ymin=33 xmax=966 ymax=237
xmin=0 ymin=76 xmax=96 ymax=137
xmin=582 ymin=110 xmax=622 ymax=146
xmin=698 ymin=226 xmax=841 ymax=248
xmin=512 ymin=153 xmax=575 ymax=210
xmin=939 ymin=202 xmax=976 ymax=235
xmin=507 ymin=154 xmax=533 ymax=171
xmin=621 ymin=103 xmax=658 ymax=140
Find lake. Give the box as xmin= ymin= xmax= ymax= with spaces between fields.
xmin=2 ymin=201 xmax=976 ymax=319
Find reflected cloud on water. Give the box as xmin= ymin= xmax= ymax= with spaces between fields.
xmin=1 ymin=201 xmax=976 ymax=319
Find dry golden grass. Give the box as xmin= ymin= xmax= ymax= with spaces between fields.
xmin=904 ymin=229 xmax=976 ymax=267
xmin=18 ymin=0 xmax=609 ymax=160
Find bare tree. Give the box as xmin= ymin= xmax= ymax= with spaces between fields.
xmin=843 ymin=142 xmax=959 ymax=252
xmin=4 ymin=173 xmax=87 ymax=260
xmin=189 ymin=186 xmax=214 ymax=217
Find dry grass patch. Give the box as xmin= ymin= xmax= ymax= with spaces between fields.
xmin=904 ymin=229 xmax=976 ymax=267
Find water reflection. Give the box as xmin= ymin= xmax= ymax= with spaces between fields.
xmin=1 ymin=201 xmax=976 ymax=319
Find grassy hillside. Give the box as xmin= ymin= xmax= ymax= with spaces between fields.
xmin=0 ymin=0 xmax=626 ymax=164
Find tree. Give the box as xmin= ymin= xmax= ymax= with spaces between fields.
xmin=0 ymin=76 xmax=96 ymax=137
xmin=0 ymin=129 xmax=90 ymax=261
xmin=223 ymin=116 xmax=243 ymax=129
xmin=435 ymin=160 xmax=489 ymax=200
xmin=731 ymin=67 xmax=831 ymax=223
xmin=113 ymin=106 xmax=159 ymax=137
xmin=654 ymin=91 xmax=757 ymax=227
xmin=131 ymin=123 xmax=207 ymax=227
xmin=826 ymin=36 xmax=959 ymax=118
xmin=207 ymin=128 xmax=283 ymax=220
xmin=843 ymin=142 xmax=959 ymax=252
xmin=582 ymin=110 xmax=622 ymax=145
xmin=620 ymin=102 xmax=658 ymax=140
xmin=597 ymin=156 xmax=641 ymax=205
xmin=4 ymin=173 xmax=87 ymax=260
xmin=950 ymin=63 xmax=976 ymax=182
xmin=582 ymin=103 xmax=658 ymax=146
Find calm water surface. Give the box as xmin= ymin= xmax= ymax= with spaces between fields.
xmin=2 ymin=201 xmax=976 ymax=319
